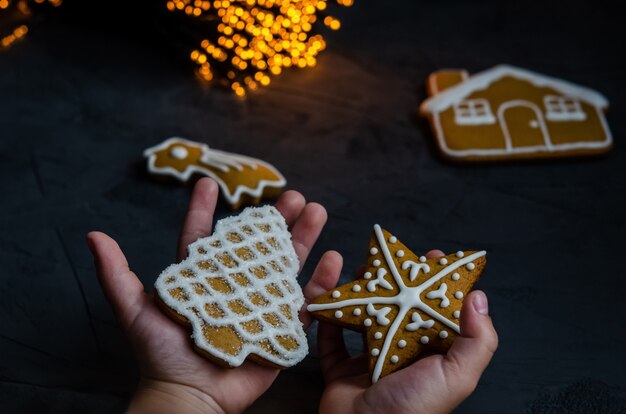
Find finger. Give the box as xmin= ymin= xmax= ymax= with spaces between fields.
xmin=86 ymin=231 xmax=146 ymax=330
xmin=301 ymin=250 xmax=343 ymax=329
xmin=442 ymin=290 xmax=498 ymax=397
xmin=332 ymin=354 xmax=369 ymax=379
xmin=177 ymin=178 xmax=219 ymax=261
xmin=274 ymin=190 xmax=306 ymax=228
xmin=318 ymin=322 xmax=350 ymax=383
xmin=425 ymin=249 xmax=444 ymax=259
xmin=290 ymin=202 xmax=327 ymax=269
xmin=304 ymin=251 xmax=350 ymax=382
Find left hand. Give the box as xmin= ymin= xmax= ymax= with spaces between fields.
xmin=87 ymin=178 xmax=333 ymax=414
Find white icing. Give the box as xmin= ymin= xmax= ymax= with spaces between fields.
xmin=364 ymin=272 xmax=372 ymax=279
xmin=154 ymin=206 xmax=305 ymax=368
xmin=454 ymin=99 xmax=496 ymax=126
xmin=544 ymin=95 xmax=586 ymax=121
xmin=401 ymin=260 xmax=430 ymax=282
xmin=425 ymin=283 xmax=450 ymax=308
xmin=421 ymin=64 xmax=609 ymax=114
xmin=352 ymin=285 xmax=362 ymax=292
xmin=439 ymin=258 xmax=448 ymax=265
xmin=499 ymin=101 xmax=553 ymax=152
xmin=332 ymin=290 xmax=341 ymax=298
xmin=396 ymin=250 xmax=405 ymax=257
xmin=370 ymin=247 xmax=378 ymax=255
xmin=371 ymin=348 xmax=380 ymax=356
xmin=144 ymin=137 xmax=286 ymax=207
xmin=353 ymin=308 xmax=362 ymax=316
xmin=466 ymin=263 xmax=475 ymax=271
xmin=335 ymin=311 xmax=343 ymax=318
xmin=307 ymin=224 xmax=487 ymax=383
xmin=373 ymin=259 xmax=381 ymax=266
xmin=405 ymin=311 xmax=436 ymax=331
xmin=420 ymin=336 xmax=429 ymax=344
xmin=454 ymin=291 xmax=464 ymax=299
xmin=439 ymin=330 xmax=448 ymax=339
xmin=419 ymin=256 xmax=427 ymax=263
xmin=390 ymin=355 xmax=399 ymax=364
xmin=366 ymin=304 xmax=392 ymax=326
xmin=398 ymin=339 xmax=407 ymax=348
xmin=366 ymin=268 xmax=393 ymax=292
xmin=453 ymin=310 xmax=460 ymax=319
xmin=170 ymin=145 xmax=189 ymax=159
xmin=456 ymin=251 xmax=464 ymax=258
xmin=388 ymin=236 xmax=397 ymax=243
xmin=374 ymin=332 xmax=383 ymax=339
xmin=452 ymin=272 xmax=460 ymax=281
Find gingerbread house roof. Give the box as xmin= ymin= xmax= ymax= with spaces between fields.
xmin=420 ymin=64 xmax=609 ymax=114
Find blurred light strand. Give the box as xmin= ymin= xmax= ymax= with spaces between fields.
xmin=0 ymin=0 xmax=61 ymax=50
xmin=166 ymin=0 xmax=353 ymax=96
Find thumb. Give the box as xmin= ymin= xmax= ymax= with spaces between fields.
xmin=442 ymin=290 xmax=498 ymax=397
xmin=86 ymin=231 xmax=147 ymax=331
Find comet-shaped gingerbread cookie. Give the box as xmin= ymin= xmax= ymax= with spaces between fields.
xmin=308 ymin=225 xmax=486 ymax=383
xmin=144 ymin=137 xmax=286 ymax=209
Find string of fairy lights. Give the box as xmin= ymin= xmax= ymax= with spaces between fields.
xmin=166 ymin=0 xmax=354 ymax=96
xmin=2 ymin=0 xmax=353 ymax=96
xmin=0 ymin=0 xmax=61 ymax=50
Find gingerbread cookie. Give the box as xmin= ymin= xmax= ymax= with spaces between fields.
xmin=307 ymin=225 xmax=486 ymax=383
xmin=419 ymin=64 xmax=612 ymax=161
xmin=144 ymin=137 xmax=286 ymax=209
xmin=154 ymin=205 xmax=307 ymax=368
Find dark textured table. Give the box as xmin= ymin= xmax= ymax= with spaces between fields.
xmin=1 ymin=1 xmax=625 ymax=413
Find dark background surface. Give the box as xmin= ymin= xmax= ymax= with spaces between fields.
xmin=1 ymin=0 xmax=625 ymax=412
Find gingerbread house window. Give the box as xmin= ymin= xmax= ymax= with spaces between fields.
xmin=453 ymin=99 xmax=496 ymax=125
xmin=544 ymin=95 xmax=586 ymax=121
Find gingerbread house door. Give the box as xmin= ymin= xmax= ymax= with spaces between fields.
xmin=497 ymin=100 xmax=553 ymax=152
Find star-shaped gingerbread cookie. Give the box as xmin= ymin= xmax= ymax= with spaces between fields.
xmin=307 ymin=225 xmax=486 ymax=383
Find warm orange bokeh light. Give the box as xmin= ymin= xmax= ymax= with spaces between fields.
xmin=1 ymin=0 xmax=62 ymax=50
xmin=167 ymin=0 xmax=352 ymax=96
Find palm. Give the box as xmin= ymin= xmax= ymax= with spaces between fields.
xmin=88 ymin=178 xmax=336 ymax=414
xmin=127 ymin=295 xmax=278 ymax=411
xmin=320 ymin=353 xmax=455 ymax=414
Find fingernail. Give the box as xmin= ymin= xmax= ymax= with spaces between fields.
xmin=473 ymin=291 xmax=489 ymax=315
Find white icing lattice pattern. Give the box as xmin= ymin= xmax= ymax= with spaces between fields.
xmin=155 ymin=206 xmax=306 ymax=367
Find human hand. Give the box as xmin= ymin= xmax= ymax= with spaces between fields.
xmin=87 ymin=178 xmax=330 ymax=414
xmin=312 ymin=250 xmax=498 ymax=414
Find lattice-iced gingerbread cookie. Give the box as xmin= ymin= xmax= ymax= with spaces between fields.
xmin=144 ymin=137 xmax=286 ymax=209
xmin=308 ymin=225 xmax=486 ymax=383
xmin=154 ymin=205 xmax=307 ymax=368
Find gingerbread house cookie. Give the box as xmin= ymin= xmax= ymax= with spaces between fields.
xmin=308 ymin=225 xmax=486 ymax=383
xmin=419 ymin=65 xmax=612 ymax=161
xmin=144 ymin=137 xmax=286 ymax=209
